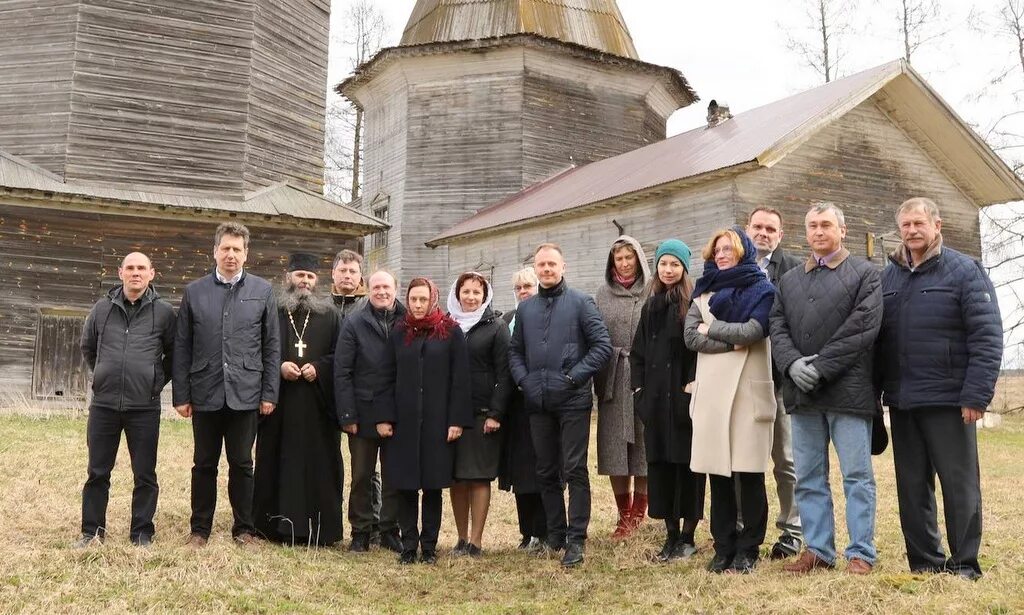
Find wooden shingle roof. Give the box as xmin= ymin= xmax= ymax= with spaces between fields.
xmin=0 ymin=150 xmax=386 ymax=236
xmin=400 ymin=0 xmax=638 ymax=59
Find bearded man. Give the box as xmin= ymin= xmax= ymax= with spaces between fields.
xmin=253 ymin=253 xmax=345 ymax=546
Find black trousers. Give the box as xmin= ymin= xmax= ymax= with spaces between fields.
xmin=190 ymin=409 xmax=258 ymax=538
xmin=530 ymin=409 xmax=591 ymax=546
xmin=397 ymin=489 xmax=442 ymax=552
xmin=514 ymin=492 xmax=548 ymax=540
xmin=709 ymin=472 xmax=767 ymax=558
xmin=890 ymin=406 xmax=982 ymax=575
xmin=347 ymin=434 xmax=400 ymax=536
xmin=647 ymin=461 xmax=706 ymax=522
xmin=81 ymin=407 xmax=160 ymax=540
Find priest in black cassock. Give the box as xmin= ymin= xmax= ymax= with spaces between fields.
xmin=254 ymin=253 xmax=344 ymax=546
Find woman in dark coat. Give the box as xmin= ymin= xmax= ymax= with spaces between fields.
xmin=446 ymin=271 xmax=511 ymax=556
xmin=374 ymin=277 xmax=473 ymax=564
xmin=498 ymin=267 xmax=548 ymax=550
xmin=630 ymin=239 xmax=706 ymax=562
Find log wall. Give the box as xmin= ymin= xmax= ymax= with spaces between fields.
xmin=0 ymin=0 xmax=330 ymax=194
xmin=734 ymin=100 xmax=983 ymax=260
xmin=0 ymin=202 xmax=357 ymax=405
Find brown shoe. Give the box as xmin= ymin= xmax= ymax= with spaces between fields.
xmin=186 ymin=534 xmax=208 ymax=548
xmin=783 ymin=550 xmax=834 ymax=573
xmin=233 ymin=532 xmax=259 ymax=547
xmin=846 ymin=558 xmax=873 ymax=575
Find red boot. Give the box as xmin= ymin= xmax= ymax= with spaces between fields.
xmin=628 ymin=492 xmax=648 ymax=530
xmin=612 ymin=492 xmax=633 ymax=539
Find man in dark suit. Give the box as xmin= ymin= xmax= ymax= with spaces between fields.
xmin=173 ymin=222 xmax=281 ymax=547
xmin=746 ymin=207 xmax=803 ymax=559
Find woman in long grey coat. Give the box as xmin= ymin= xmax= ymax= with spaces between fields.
xmin=595 ymin=235 xmax=650 ymax=539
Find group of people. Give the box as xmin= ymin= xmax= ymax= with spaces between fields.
xmin=76 ymin=196 xmax=1002 ymax=580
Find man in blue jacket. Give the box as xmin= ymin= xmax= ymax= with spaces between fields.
xmin=173 ymin=222 xmax=281 ymax=547
xmin=877 ymin=197 xmax=1002 ymax=581
xmin=510 ymin=243 xmax=612 ymax=567
xmin=77 ymin=252 xmax=175 ymax=547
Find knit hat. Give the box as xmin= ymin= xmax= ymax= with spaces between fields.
xmin=654 ymin=239 xmax=692 ymax=272
xmin=287 ymin=252 xmax=320 ymax=274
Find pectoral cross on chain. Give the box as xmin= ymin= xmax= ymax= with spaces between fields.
xmin=287 ymin=310 xmax=310 ymax=359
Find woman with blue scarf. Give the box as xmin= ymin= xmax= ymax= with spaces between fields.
xmin=684 ymin=226 xmax=778 ymax=574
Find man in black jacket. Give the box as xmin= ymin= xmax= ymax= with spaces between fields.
xmin=173 ymin=222 xmax=281 ymax=547
xmin=334 ymin=270 xmax=405 ymax=553
xmin=877 ymin=197 xmax=1002 ymax=580
xmin=77 ymin=252 xmax=175 ymax=547
xmin=331 ymin=249 xmax=368 ymax=320
xmin=509 ymin=243 xmax=612 ymax=567
xmin=746 ymin=207 xmax=803 ymax=559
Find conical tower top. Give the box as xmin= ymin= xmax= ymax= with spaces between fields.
xmin=400 ymin=0 xmax=639 ymax=59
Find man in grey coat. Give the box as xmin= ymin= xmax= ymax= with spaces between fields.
xmin=770 ymin=203 xmax=882 ymax=575
xmin=173 ymin=222 xmax=281 ymax=547
xmin=746 ymin=207 xmax=803 ymax=559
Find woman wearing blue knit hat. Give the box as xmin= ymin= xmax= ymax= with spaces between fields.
xmin=629 ymin=239 xmax=706 ymax=562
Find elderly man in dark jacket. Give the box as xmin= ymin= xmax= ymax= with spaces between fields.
xmin=877 ymin=197 xmax=1002 ymax=581
xmin=173 ymin=222 xmax=281 ymax=547
xmin=510 ymin=243 xmax=612 ymax=567
xmin=334 ymin=270 xmax=406 ymax=553
xmin=770 ymin=204 xmax=882 ymax=576
xmin=77 ymin=252 xmax=175 ymax=548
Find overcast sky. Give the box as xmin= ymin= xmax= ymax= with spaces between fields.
xmin=327 ymin=0 xmax=1024 ymax=362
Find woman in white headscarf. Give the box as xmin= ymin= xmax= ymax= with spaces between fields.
xmin=446 ymin=271 xmax=511 ymax=556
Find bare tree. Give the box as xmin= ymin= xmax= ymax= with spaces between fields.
xmin=785 ymin=0 xmax=860 ymax=83
xmin=324 ymin=0 xmax=388 ymax=203
xmin=893 ymin=0 xmax=949 ymax=63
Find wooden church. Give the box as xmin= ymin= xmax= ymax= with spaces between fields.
xmin=343 ymin=0 xmax=1024 ymax=312
xmin=0 ymin=1 xmax=384 ymax=406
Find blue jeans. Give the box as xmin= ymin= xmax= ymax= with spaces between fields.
xmin=791 ymin=412 xmax=876 ymax=565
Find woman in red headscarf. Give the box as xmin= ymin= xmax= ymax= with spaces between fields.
xmin=374 ymin=277 xmax=473 ymax=564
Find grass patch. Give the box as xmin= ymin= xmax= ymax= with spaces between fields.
xmin=0 ymin=415 xmax=1021 ymax=613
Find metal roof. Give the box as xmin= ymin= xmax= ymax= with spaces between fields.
xmin=429 ymin=60 xmax=1024 ymax=246
xmin=0 ymin=150 xmax=386 ymax=235
xmin=401 ymin=0 xmax=639 ymax=59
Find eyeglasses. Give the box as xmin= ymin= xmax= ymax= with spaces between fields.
xmin=513 ymin=283 xmax=535 ymax=291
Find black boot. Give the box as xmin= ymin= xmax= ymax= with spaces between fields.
xmin=656 ymin=529 xmax=679 ymax=562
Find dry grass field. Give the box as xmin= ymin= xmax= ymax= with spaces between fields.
xmin=0 ymin=414 xmax=1021 ymax=614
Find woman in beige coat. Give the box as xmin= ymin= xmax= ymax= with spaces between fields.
xmin=684 ymin=227 xmax=777 ymax=574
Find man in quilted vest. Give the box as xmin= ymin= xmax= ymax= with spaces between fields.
xmin=876 ymin=197 xmax=1002 ymax=581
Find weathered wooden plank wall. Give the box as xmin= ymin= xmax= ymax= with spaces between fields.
xmin=735 ymin=100 xmax=983 ymax=260
xmin=0 ymin=0 xmax=331 ymax=195
xmin=246 ymin=0 xmax=330 ymax=193
xmin=445 ymin=179 xmax=738 ymax=313
xmin=0 ymin=0 xmax=79 ymax=176
xmin=0 ymin=202 xmax=357 ymax=403
xmin=354 ymin=44 xmax=684 ymax=286
xmin=67 ymin=0 xmax=254 ymax=192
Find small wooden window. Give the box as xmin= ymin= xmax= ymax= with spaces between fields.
xmin=371 ymin=204 xmax=389 ymax=249
xmin=33 ymin=309 xmax=89 ymax=400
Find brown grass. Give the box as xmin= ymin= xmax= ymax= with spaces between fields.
xmin=0 ymin=415 xmax=1021 ymax=614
